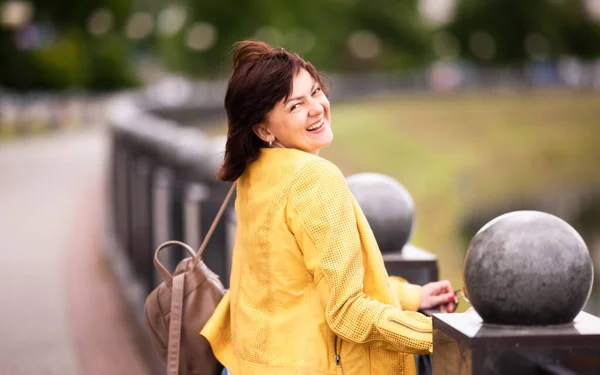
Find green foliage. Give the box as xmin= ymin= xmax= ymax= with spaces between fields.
xmin=84 ymin=34 xmax=140 ymax=91
xmin=30 ymin=0 xmax=132 ymax=30
xmin=28 ymin=31 xmax=87 ymax=90
xmin=152 ymin=0 xmax=432 ymax=77
xmin=0 ymin=29 xmax=138 ymax=91
xmin=445 ymin=0 xmax=600 ymax=64
xmin=2 ymin=0 xmax=600 ymax=89
xmin=0 ymin=0 xmax=138 ymax=91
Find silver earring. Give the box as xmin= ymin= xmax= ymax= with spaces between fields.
xmin=269 ymin=140 xmax=273 ymax=147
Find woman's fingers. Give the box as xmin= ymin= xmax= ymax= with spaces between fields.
xmin=428 ymin=292 xmax=456 ymax=308
xmin=420 ymin=280 xmax=457 ymax=311
xmin=438 ymin=280 xmax=453 ymax=293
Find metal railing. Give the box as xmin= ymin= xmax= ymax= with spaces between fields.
xmin=108 ymin=94 xmax=233 ymax=295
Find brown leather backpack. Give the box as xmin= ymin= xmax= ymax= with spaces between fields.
xmin=144 ymin=183 xmax=236 ymax=375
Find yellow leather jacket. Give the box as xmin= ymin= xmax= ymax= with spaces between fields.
xmin=201 ymin=148 xmax=433 ymax=375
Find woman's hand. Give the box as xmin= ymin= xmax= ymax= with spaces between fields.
xmin=419 ymin=280 xmax=458 ymax=313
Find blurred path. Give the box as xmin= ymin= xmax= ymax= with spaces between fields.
xmin=0 ymin=129 xmax=150 ymax=374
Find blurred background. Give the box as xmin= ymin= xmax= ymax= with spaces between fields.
xmin=1 ymin=0 xmax=600 ymax=373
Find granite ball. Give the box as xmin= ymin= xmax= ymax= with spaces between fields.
xmin=346 ymin=173 xmax=415 ymax=252
xmin=463 ymin=211 xmax=594 ymax=326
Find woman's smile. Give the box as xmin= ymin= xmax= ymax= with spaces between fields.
xmin=307 ymin=118 xmax=325 ymax=132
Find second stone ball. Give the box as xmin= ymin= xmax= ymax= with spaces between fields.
xmin=347 ymin=173 xmax=415 ymax=253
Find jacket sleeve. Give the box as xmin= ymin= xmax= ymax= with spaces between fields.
xmin=389 ymin=276 xmax=422 ymax=312
xmin=286 ymin=159 xmax=432 ymax=354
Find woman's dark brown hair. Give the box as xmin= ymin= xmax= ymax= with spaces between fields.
xmin=217 ymin=40 xmax=328 ymax=182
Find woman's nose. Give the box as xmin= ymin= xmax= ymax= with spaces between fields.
xmin=308 ymin=100 xmax=324 ymax=116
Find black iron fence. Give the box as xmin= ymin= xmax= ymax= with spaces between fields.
xmin=108 ymin=93 xmax=233 ymax=294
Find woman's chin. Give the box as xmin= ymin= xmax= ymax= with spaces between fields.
xmin=310 ymin=138 xmax=333 ymax=155
xmin=321 ymin=136 xmax=333 ymax=149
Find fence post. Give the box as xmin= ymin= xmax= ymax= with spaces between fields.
xmin=131 ymin=156 xmax=155 ymax=293
xmin=183 ymin=182 xmax=210 ymax=254
xmin=152 ymin=167 xmax=181 ymax=285
xmin=112 ymin=134 xmax=129 ymax=255
xmin=432 ymin=211 xmax=600 ymax=374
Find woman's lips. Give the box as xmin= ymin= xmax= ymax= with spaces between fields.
xmin=307 ymin=118 xmax=324 ymax=132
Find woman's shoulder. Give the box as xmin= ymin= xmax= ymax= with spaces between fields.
xmin=252 ymin=148 xmax=346 ymax=196
xmin=287 ymin=152 xmax=346 ymax=189
xmin=286 ymin=152 xmax=353 ymax=214
xmin=296 ymin=155 xmax=343 ymax=179
xmin=262 ymin=148 xmax=343 ymax=178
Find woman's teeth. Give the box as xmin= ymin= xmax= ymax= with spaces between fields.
xmin=307 ymin=119 xmax=324 ymax=131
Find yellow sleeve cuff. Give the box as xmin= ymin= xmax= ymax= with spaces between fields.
xmin=389 ymin=276 xmax=422 ymax=312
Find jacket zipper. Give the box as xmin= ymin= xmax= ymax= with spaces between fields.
xmin=334 ymin=336 xmax=342 ymax=366
xmin=388 ymin=317 xmax=433 ymax=334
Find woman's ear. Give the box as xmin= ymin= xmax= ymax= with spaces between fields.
xmin=253 ymin=123 xmax=273 ymax=143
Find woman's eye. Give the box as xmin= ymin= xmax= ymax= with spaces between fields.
xmin=312 ymin=87 xmax=321 ymax=95
xmin=290 ymin=103 xmax=301 ymax=111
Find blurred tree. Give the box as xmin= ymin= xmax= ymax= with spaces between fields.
xmin=444 ymin=0 xmax=600 ymax=64
xmin=3 ymin=0 xmax=599 ymax=90
xmin=151 ymin=0 xmax=433 ymax=77
xmin=28 ymin=31 xmax=87 ymax=90
xmin=0 ymin=0 xmax=138 ymax=91
xmin=85 ymin=33 xmax=140 ymax=90
xmin=349 ymin=0 xmax=433 ymax=70
xmin=30 ymin=0 xmax=131 ymax=30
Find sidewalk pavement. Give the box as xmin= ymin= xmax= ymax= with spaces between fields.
xmin=0 ymin=128 xmax=151 ymax=374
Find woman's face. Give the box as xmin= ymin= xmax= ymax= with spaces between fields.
xmin=254 ymin=68 xmax=333 ymax=155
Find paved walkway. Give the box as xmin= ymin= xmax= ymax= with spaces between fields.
xmin=0 ymin=128 xmax=151 ymax=374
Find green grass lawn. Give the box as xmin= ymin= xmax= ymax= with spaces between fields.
xmin=208 ymin=90 xmax=600 ymax=311
xmin=320 ymin=90 xmax=600 ymax=308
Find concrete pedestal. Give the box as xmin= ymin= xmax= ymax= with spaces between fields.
xmin=383 ymin=244 xmax=438 ymax=286
xmin=432 ymin=311 xmax=600 ymax=375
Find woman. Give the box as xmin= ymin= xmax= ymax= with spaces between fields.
xmin=201 ymin=40 xmax=457 ymax=375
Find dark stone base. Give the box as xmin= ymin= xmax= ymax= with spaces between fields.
xmin=433 ymin=311 xmax=600 ymax=375
xmin=383 ymin=244 xmax=438 ymax=285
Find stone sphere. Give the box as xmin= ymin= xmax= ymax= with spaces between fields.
xmin=464 ymin=211 xmax=594 ymax=326
xmin=346 ymin=173 xmax=415 ymax=252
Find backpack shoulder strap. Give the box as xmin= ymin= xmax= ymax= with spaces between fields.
xmin=194 ymin=181 xmax=237 ymax=261
xmin=167 ymin=273 xmax=185 ymax=375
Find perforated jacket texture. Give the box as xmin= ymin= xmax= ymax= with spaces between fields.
xmin=201 ymin=148 xmax=433 ymax=375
